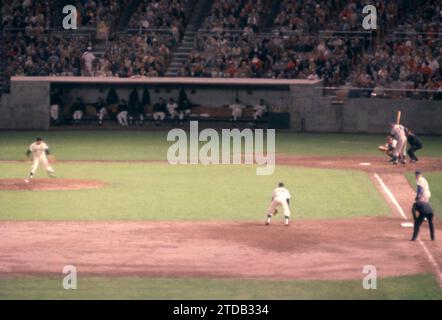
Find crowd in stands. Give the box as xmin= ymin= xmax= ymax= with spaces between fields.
xmin=346 ymin=0 xmax=442 ymax=97
xmin=3 ymin=32 xmax=89 ymax=78
xmin=128 ymin=0 xmax=189 ymax=40
xmin=273 ymin=0 xmax=401 ymax=34
xmin=1 ymin=0 xmax=123 ymax=29
xmin=179 ymin=31 xmax=363 ymax=85
xmin=1 ymin=0 xmax=441 ymax=98
xmin=393 ymin=0 xmax=441 ymax=34
xmin=67 ymin=0 xmax=123 ymax=29
xmin=201 ymin=0 xmax=264 ymax=33
xmin=3 ymin=30 xmax=176 ymax=81
xmin=348 ymin=37 xmax=442 ymax=96
xmin=1 ymin=0 xmax=53 ymax=30
xmin=99 ymin=32 xmax=174 ymax=77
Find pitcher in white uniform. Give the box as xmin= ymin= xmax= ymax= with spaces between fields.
xmin=266 ymin=182 xmax=292 ymax=226
xmin=26 ymin=137 xmax=55 ymax=179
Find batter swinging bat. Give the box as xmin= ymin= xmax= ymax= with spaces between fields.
xmin=396 ymin=110 xmax=401 ymax=125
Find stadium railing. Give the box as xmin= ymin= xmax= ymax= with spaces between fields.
xmin=320 ymin=86 xmax=442 ymax=102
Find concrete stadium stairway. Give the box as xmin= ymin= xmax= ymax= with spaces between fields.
xmin=165 ymin=0 xmax=213 ymax=77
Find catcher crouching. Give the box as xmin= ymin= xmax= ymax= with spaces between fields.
xmin=378 ymin=135 xmax=397 ymax=162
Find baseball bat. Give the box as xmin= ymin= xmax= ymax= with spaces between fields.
xmin=396 ymin=110 xmax=401 ymax=125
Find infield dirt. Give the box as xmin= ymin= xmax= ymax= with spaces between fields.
xmin=0 ymin=156 xmax=441 ymax=282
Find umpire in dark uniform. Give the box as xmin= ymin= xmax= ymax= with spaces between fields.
xmin=406 ymin=128 xmax=423 ymax=163
xmin=411 ymin=201 xmax=435 ymax=241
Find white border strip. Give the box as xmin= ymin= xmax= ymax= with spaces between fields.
xmin=374 ymin=173 xmax=442 ymax=286
xmin=374 ymin=174 xmax=408 ymax=220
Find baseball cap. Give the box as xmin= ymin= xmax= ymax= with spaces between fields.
xmin=415 ymin=169 xmax=422 ymax=175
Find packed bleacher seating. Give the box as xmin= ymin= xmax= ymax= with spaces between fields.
xmin=347 ymin=37 xmax=441 ymax=95
xmin=67 ymin=0 xmax=123 ymax=29
xmin=128 ymin=0 xmax=190 ymax=37
xmin=179 ymin=31 xmax=365 ymax=85
xmin=1 ymin=0 xmax=441 ymax=98
xmin=200 ymin=0 xmax=264 ymax=33
xmin=3 ymin=32 xmax=90 ymax=85
xmin=1 ymin=0 xmax=53 ymax=29
xmin=100 ymin=31 xmax=175 ymax=77
xmin=272 ymin=0 xmax=401 ymax=34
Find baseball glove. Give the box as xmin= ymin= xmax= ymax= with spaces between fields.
xmin=273 ymin=209 xmax=278 ymax=216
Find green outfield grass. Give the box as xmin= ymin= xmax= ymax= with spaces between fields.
xmin=1 ymin=131 xmax=442 ymax=160
xmin=0 ymin=163 xmax=388 ymax=220
xmin=1 ymin=275 xmax=441 ymax=300
xmin=406 ymin=172 xmax=442 ymax=218
xmin=1 ymin=131 xmax=440 ymax=299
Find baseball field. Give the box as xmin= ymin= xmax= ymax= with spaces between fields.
xmin=1 ymin=131 xmax=442 ymax=299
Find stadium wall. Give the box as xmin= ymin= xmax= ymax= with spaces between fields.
xmin=0 ymin=80 xmax=50 ymax=130
xmin=303 ymin=93 xmax=442 ymax=135
xmin=1 ymin=77 xmax=441 ymax=134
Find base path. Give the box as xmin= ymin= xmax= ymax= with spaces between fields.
xmin=1 ymin=156 xmax=441 ymax=173
xmin=0 ymin=218 xmax=440 ymax=280
xmin=277 ymin=155 xmax=442 ymax=173
xmin=372 ymin=173 xmax=442 ymax=285
xmin=0 ymin=179 xmax=106 ymax=191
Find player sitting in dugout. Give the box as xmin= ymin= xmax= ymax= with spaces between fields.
xmin=116 ymin=99 xmax=129 ymax=126
xmin=378 ymin=135 xmax=397 ymax=161
xmin=153 ymin=98 xmax=168 ymax=126
xmin=71 ymin=98 xmax=86 ymax=125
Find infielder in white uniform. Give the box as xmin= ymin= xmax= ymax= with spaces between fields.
xmin=415 ymin=169 xmax=431 ymax=202
xmin=390 ymin=123 xmax=407 ymax=164
xmin=26 ymin=137 xmax=55 ymax=179
xmin=266 ymin=182 xmax=291 ymax=226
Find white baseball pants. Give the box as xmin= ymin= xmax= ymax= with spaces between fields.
xmin=117 ymin=111 xmax=128 ymax=126
xmin=50 ymin=104 xmax=59 ymax=121
xmin=73 ymin=110 xmax=83 ymax=120
xmin=232 ymin=108 xmax=243 ymax=121
xmin=153 ymin=112 xmax=166 ymax=121
xmin=31 ymin=155 xmax=54 ymax=175
xmin=394 ymin=137 xmax=407 ymax=158
xmin=267 ymin=196 xmax=291 ymax=217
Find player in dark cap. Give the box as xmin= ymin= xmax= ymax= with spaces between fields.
xmin=411 ymin=200 xmax=435 ymax=241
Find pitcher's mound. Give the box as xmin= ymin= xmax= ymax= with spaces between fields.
xmin=0 ymin=178 xmax=106 ymax=191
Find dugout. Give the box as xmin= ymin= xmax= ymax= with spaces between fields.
xmin=0 ymin=77 xmax=319 ymax=130
xmin=1 ymin=76 xmax=441 ymax=135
